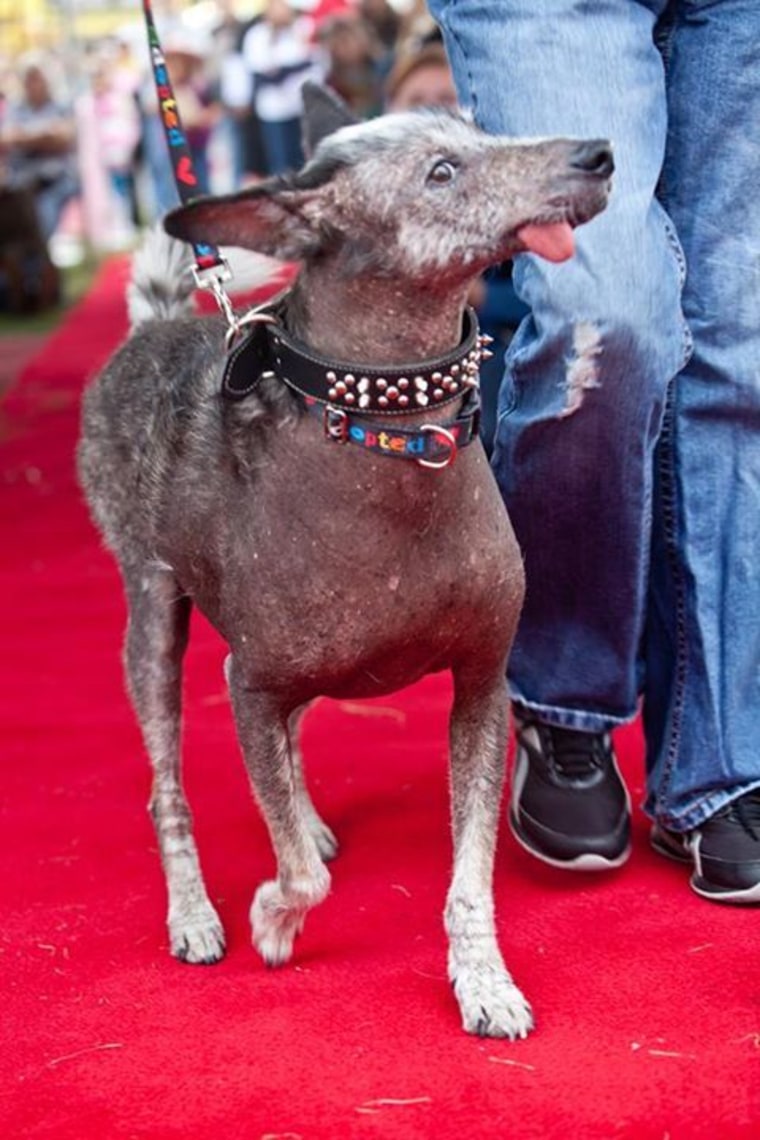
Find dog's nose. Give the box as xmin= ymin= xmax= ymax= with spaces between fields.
xmin=570 ymin=140 xmax=614 ymax=178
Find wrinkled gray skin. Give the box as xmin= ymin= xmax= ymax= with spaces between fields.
xmin=78 ymin=87 xmax=611 ymax=1039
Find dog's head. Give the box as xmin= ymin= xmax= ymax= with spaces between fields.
xmin=165 ymin=84 xmax=613 ymax=286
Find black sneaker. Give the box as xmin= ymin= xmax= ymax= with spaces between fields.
xmin=651 ymin=790 xmax=760 ymax=904
xmin=509 ymin=718 xmax=631 ymax=871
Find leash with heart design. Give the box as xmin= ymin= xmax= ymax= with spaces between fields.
xmin=141 ymin=0 xmax=233 ymax=298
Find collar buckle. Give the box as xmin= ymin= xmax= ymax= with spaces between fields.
xmin=324 ymin=405 xmax=349 ymax=443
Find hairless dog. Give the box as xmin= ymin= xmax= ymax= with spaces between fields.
xmin=78 ymin=86 xmax=612 ymax=1038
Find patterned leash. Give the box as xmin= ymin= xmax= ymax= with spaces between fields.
xmin=141 ymin=0 xmax=234 ymax=315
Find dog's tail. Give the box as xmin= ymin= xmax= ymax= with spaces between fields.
xmin=127 ymin=226 xmax=292 ymax=331
xmin=127 ymin=226 xmax=196 ymax=329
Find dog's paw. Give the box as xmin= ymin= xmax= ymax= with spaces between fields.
xmin=251 ymin=867 xmax=329 ymax=966
xmin=452 ymin=963 xmax=534 ymax=1040
xmin=250 ymin=880 xmax=306 ymax=967
xmin=168 ymin=900 xmax=226 ymax=964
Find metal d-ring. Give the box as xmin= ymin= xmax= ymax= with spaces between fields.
xmin=224 ymin=309 xmax=280 ymax=351
xmin=416 ymin=424 xmax=458 ymax=470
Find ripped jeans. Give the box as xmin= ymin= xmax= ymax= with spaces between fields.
xmin=429 ymin=0 xmax=760 ymax=829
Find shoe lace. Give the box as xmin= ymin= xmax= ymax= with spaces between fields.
xmin=541 ymin=725 xmax=610 ymax=780
xmin=726 ymin=791 xmax=760 ymax=841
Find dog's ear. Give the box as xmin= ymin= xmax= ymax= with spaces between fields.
xmin=165 ymin=86 xmax=357 ymax=260
xmin=164 ymin=183 xmax=325 ymax=262
xmin=301 ymin=81 xmax=358 ymax=156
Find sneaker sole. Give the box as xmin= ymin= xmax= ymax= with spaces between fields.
xmin=691 ymin=878 xmax=760 ymax=904
xmin=509 ymin=810 xmax=631 ymax=872
xmin=650 ymin=825 xmax=760 ymax=905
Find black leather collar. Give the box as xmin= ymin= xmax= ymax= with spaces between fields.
xmin=221 ymin=304 xmax=490 ymax=416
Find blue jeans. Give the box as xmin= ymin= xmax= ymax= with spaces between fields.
xmin=35 ymin=171 xmax=79 ymax=241
xmin=259 ymin=116 xmax=304 ymax=176
xmin=429 ymin=0 xmax=760 ymax=830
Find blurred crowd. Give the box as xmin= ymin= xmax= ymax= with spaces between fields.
xmin=0 ymin=0 xmax=461 ymax=312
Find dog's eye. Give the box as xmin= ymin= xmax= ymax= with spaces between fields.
xmin=427 ymin=160 xmax=458 ymax=186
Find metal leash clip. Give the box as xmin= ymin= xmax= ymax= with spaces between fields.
xmin=191 ymin=260 xmax=236 ymax=327
xmin=192 ymin=268 xmax=286 ymax=352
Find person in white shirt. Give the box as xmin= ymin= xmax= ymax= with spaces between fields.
xmin=242 ymin=0 xmax=325 ymax=175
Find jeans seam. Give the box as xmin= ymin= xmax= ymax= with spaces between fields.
xmin=509 ymin=696 xmax=636 ymax=735
xmin=653 ymin=383 xmax=689 ymax=817
xmin=660 ymin=216 xmax=694 ymax=369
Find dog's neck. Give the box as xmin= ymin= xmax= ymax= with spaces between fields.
xmin=286 ymin=266 xmax=471 ymax=365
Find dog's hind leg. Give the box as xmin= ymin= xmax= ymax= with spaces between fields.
xmin=288 ymin=705 xmax=338 ymax=861
xmin=445 ymin=663 xmax=534 ymax=1039
xmin=227 ymin=662 xmax=331 ymax=966
xmin=124 ymin=565 xmax=225 ymax=964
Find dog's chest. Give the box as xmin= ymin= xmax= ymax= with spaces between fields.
xmin=176 ymin=441 xmax=520 ymax=696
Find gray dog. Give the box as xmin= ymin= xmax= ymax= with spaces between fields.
xmin=78 ymin=87 xmax=612 ymax=1038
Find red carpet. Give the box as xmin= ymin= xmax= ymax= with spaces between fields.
xmin=2 ymin=263 xmax=758 ymax=1139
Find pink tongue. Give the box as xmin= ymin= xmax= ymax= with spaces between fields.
xmin=517 ymin=221 xmax=575 ymax=262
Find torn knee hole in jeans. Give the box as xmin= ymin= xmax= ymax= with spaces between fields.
xmin=559 ymin=321 xmax=602 ymax=417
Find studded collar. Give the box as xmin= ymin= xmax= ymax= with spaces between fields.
xmin=221 ymin=304 xmax=493 ymax=414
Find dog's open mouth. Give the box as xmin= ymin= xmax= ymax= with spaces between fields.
xmin=517 ymin=221 xmax=576 ymax=262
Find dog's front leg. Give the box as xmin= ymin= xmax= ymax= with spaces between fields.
xmin=227 ymin=662 xmax=331 ymax=966
xmin=445 ymin=665 xmax=534 ymax=1039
